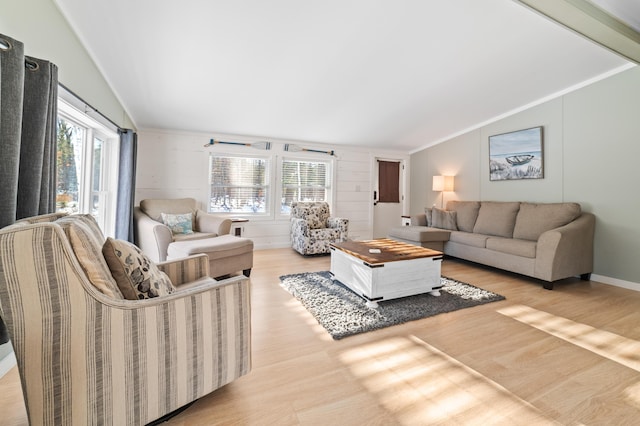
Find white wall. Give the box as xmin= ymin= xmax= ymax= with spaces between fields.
xmin=1 ymin=0 xmax=134 ymax=129
xmin=136 ymin=129 xmax=409 ymax=249
xmin=410 ymin=66 xmax=640 ymax=287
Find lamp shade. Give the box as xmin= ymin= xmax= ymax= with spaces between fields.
xmin=432 ymin=175 xmax=454 ymax=192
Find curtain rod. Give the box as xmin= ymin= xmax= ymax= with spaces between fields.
xmin=58 ymin=82 xmax=126 ymax=132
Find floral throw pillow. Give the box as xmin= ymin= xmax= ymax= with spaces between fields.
xmin=160 ymin=212 xmax=194 ymax=235
xmin=102 ymin=237 xmax=176 ymax=300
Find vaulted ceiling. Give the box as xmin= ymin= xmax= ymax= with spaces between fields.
xmin=54 ymin=0 xmax=633 ymax=152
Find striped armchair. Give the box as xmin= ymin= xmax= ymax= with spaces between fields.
xmin=0 ymin=213 xmax=251 ymax=425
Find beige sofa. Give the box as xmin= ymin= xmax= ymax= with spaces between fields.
xmin=389 ymin=201 xmax=595 ymax=289
xmin=134 ymin=198 xmax=253 ymax=278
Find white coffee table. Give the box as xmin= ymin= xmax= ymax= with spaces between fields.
xmin=330 ymin=238 xmax=443 ymax=308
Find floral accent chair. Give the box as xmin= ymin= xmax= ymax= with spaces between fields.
xmin=290 ymin=201 xmax=349 ymax=255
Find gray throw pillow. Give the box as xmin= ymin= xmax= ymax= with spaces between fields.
xmin=431 ymin=208 xmax=458 ymax=231
xmin=424 ymin=207 xmax=433 ymax=227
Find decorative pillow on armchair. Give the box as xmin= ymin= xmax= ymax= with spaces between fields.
xmin=102 ymin=238 xmax=176 ymax=300
xmin=161 ymin=212 xmax=194 ymax=235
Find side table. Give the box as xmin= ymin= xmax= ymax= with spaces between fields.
xmin=230 ymin=218 xmax=249 ymax=237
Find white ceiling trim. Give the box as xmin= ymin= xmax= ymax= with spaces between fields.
xmin=410 ymin=61 xmax=637 ymax=154
xmin=516 ymin=0 xmax=640 ymax=64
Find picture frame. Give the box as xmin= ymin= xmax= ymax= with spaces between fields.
xmin=489 ymin=126 xmax=544 ymax=181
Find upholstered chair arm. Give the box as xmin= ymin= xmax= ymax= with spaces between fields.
xmin=411 ymin=213 xmax=427 ymax=226
xmin=535 ymin=213 xmax=595 ymax=282
xmin=327 ymin=217 xmax=349 ymax=242
xmin=157 ymin=253 xmax=210 ymax=285
xmin=134 ymin=207 xmax=173 ymax=262
xmin=195 ymin=209 xmax=232 ymax=235
xmin=291 ymin=217 xmax=310 ymax=237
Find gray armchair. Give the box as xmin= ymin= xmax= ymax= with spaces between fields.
xmin=134 ymin=198 xmax=231 ymax=262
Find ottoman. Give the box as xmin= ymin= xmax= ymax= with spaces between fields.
xmin=388 ymin=226 xmax=451 ymax=251
xmin=167 ymin=234 xmax=254 ymax=278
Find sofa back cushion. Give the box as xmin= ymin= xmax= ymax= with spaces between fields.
xmin=140 ymin=198 xmax=197 ymax=222
xmin=446 ymin=201 xmax=480 ymax=233
xmin=473 ymin=202 xmax=521 ymax=238
xmin=513 ymin=202 xmax=582 ymax=241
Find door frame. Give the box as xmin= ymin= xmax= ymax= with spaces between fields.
xmin=370 ymin=155 xmax=410 ymax=239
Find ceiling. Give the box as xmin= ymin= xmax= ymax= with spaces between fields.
xmin=54 ymin=0 xmax=634 ymax=152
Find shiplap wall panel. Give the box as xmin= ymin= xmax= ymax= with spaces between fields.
xmin=136 ymin=129 xmax=408 ymax=249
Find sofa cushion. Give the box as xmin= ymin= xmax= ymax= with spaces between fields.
xmin=140 ymin=198 xmax=196 ymax=222
xmin=56 ymin=216 xmax=123 ymax=299
xmin=432 ymin=208 xmax=458 ymax=231
xmin=473 ymin=202 xmax=520 ymax=238
xmin=168 ymin=235 xmax=254 ymax=261
xmin=513 ymin=202 xmax=582 ymax=241
xmin=486 ymin=237 xmax=537 ymax=258
xmin=389 ymin=226 xmax=451 ymax=242
xmin=448 ymin=231 xmax=488 ymax=248
xmin=103 ymin=238 xmax=175 ymax=300
xmin=161 ymin=212 xmax=194 ymax=235
xmin=446 ymin=201 xmax=480 ymax=233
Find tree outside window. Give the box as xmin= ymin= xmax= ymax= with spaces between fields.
xmin=209 ymin=155 xmax=270 ymax=214
xmin=281 ymin=159 xmax=330 ymax=214
xmin=56 ymin=118 xmax=82 ymax=213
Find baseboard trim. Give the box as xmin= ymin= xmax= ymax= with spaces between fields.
xmin=254 ymin=242 xmax=292 ymax=250
xmin=0 ymin=350 xmax=16 ymax=379
xmin=591 ymin=274 xmax=640 ymax=292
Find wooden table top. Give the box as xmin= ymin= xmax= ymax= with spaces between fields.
xmin=331 ymin=238 xmax=443 ymax=265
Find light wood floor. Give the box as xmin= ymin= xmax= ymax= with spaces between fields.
xmin=2 ymin=248 xmax=640 ymax=425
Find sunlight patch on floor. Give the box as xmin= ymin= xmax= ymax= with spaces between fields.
xmin=624 ymin=381 xmax=640 ymax=409
xmin=284 ymin=298 xmax=333 ymax=341
xmin=338 ymin=335 xmax=556 ymax=425
xmin=497 ymin=305 xmax=640 ymax=372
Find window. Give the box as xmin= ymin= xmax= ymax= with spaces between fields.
xmin=208 ymin=154 xmax=270 ymax=214
xmin=281 ymin=158 xmax=331 ymax=214
xmin=56 ymin=98 xmax=119 ymax=235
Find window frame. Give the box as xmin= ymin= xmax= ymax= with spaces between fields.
xmin=276 ymin=155 xmax=334 ymax=220
xmin=207 ymin=152 xmax=272 ymax=217
xmin=57 ymin=98 xmax=119 ymax=236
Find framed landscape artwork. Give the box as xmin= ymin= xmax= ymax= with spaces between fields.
xmin=489 ymin=126 xmax=544 ymax=181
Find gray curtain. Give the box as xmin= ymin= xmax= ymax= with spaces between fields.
xmin=115 ymin=129 xmax=137 ymax=242
xmin=0 ymin=34 xmax=58 ymax=344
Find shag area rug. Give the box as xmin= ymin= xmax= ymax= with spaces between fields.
xmin=279 ymin=271 xmax=505 ymax=340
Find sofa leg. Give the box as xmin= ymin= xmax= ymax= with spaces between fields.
xmin=543 ymin=282 xmax=554 ymax=290
xmin=580 ymin=273 xmax=591 ymax=281
xmin=243 ymin=268 xmax=252 ymax=277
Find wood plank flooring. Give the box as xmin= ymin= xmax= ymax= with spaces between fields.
xmin=2 ymin=248 xmax=640 ymax=425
